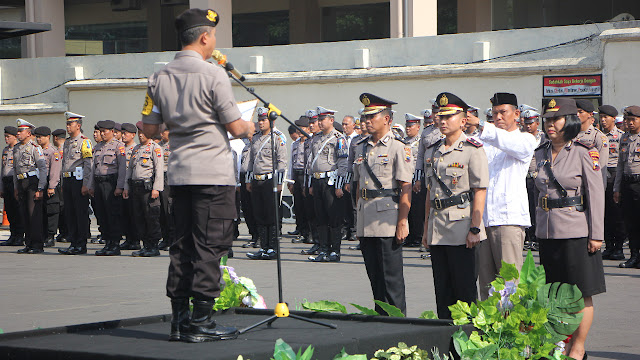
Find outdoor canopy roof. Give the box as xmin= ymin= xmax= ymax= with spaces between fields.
xmin=0 ymin=21 xmax=51 ymax=40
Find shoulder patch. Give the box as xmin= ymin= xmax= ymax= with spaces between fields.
xmin=574 ymin=139 xmax=593 ymax=149
xmin=466 ymin=137 xmax=483 ymax=147
xmin=54 ymin=152 xmax=60 ymax=161
xmin=601 ymin=135 xmax=608 ymax=147
xmin=142 ymin=93 xmax=154 ymax=116
xmin=154 ymin=147 xmax=162 ymax=158
xmin=588 ymin=149 xmax=600 ymax=171
xmin=81 ymin=139 xmax=93 ymax=158
xmin=404 ymin=146 xmax=412 ymax=162
xmin=356 ymin=135 xmax=370 ymax=145
xmin=278 ymin=133 xmax=286 ymax=146
xmin=119 ymin=146 xmax=125 ymax=156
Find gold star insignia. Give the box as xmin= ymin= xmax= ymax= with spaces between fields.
xmin=549 ymin=99 xmax=556 ymax=108
xmin=439 ymin=94 xmax=448 ymax=106
xmin=361 ymin=95 xmax=370 ymax=106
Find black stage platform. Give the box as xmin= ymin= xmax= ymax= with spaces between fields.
xmin=0 ymin=308 xmax=470 ymax=359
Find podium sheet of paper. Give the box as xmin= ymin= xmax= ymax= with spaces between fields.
xmin=238 ymin=99 xmax=259 ymax=122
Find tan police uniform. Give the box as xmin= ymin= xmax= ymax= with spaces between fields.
xmin=119 ymin=140 xmax=139 ymax=250
xmin=125 ymin=140 xmax=164 ymax=256
xmin=300 ymin=113 xmax=322 ymax=255
xmin=158 ymin=138 xmax=176 ymax=249
xmin=413 ymin=123 xmax=443 ymax=184
xmin=603 ymin=125 xmax=626 ymax=259
xmin=41 ymin=143 xmax=62 ymax=243
xmin=576 ymin=124 xmax=609 ymax=186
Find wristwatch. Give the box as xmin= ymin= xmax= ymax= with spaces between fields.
xmin=469 ymin=227 xmax=481 ymax=235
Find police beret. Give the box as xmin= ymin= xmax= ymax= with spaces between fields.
xmin=334 ymin=122 xmax=343 ymax=133
xmin=114 ymin=122 xmax=122 ymax=131
xmin=490 ymin=92 xmax=518 ymax=107
xmin=575 ymin=99 xmax=595 ymax=113
xmin=435 ymin=92 xmax=468 ymax=116
xmin=175 ymin=8 xmax=219 ymax=34
xmin=295 ymin=116 xmax=309 ymax=127
xmin=623 ymin=105 xmax=640 ymax=117
xmin=4 ymin=126 xmax=17 ymax=136
xmin=121 ymin=123 xmax=137 ymax=134
xmin=542 ymin=98 xmax=578 ymax=118
xmin=136 ymin=121 xmax=144 ymax=131
xmin=34 ymin=126 xmax=51 ymax=136
xmin=598 ymin=105 xmax=618 ymax=118
xmin=52 ymin=129 xmax=66 ymax=137
xmin=97 ymin=120 xmax=115 ymax=129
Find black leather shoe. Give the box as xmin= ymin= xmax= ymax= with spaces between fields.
xmin=95 ymin=245 xmax=109 ymax=256
xmin=56 ymin=234 xmax=69 ymax=243
xmin=619 ymin=253 xmax=639 ymax=268
xmin=119 ymin=240 xmax=141 ymax=250
xmin=246 ymin=249 xmax=266 ymax=260
xmin=140 ymin=248 xmax=160 ymax=257
xmin=609 ymin=249 xmax=625 ymax=261
xmin=169 ymin=298 xmax=190 ymax=341
xmin=287 ymin=230 xmax=300 ymax=236
xmin=1 ymin=235 xmax=16 ymax=246
xmin=291 ymin=236 xmax=305 ymax=243
xmin=326 ymin=252 xmax=341 ymax=262
xmin=59 ymin=246 xmax=87 ymax=255
xmin=348 ymin=244 xmax=360 ymax=250
xmin=27 ymin=248 xmax=44 ymax=254
xmin=44 ymin=236 xmax=55 ymax=248
xmin=12 ymin=235 xmax=24 ymax=246
xmin=601 ymin=248 xmax=613 ymax=260
xmin=104 ymin=244 xmax=121 ymax=256
xmin=183 ymin=300 xmax=238 ymax=342
xmin=308 ymin=252 xmax=328 ymax=262
xmin=158 ymin=239 xmax=171 ymax=250
xmin=301 ymin=244 xmax=319 ymax=255
xmin=17 ymin=246 xmax=31 ymax=254
xmin=241 ymin=241 xmax=255 ymax=248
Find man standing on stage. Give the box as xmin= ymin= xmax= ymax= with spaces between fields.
xmin=141 ymin=8 xmax=254 ymax=343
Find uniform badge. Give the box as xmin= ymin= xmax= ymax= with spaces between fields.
xmin=404 ymin=147 xmax=411 ymax=162
xmin=142 ymin=158 xmax=148 ymax=164
xmin=452 ymin=177 xmax=458 ymax=186
xmin=207 ymin=10 xmax=218 ymax=22
xmin=141 ymin=93 xmax=154 ymax=116
xmin=548 ymin=99 xmax=556 ymax=108
xmin=439 ymin=94 xmax=449 ymax=106
xmin=588 ymin=150 xmax=600 ymax=171
xmin=81 ymin=139 xmax=93 ymax=158
xmin=119 ymin=146 xmax=125 ymax=156
xmin=466 ymin=138 xmax=483 ymax=147
xmin=155 ymin=147 xmax=162 ymax=158
xmin=448 ymin=162 xmax=464 ymax=169
xmin=54 ymin=152 xmax=60 ymax=161
xmin=601 ymin=135 xmax=608 ymax=147
xmin=361 ymin=95 xmax=370 ymax=106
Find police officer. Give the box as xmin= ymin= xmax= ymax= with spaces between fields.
xmin=465 ymin=106 xmax=481 ymax=138
xmin=288 ymin=116 xmax=311 ymax=244
xmin=141 ymin=8 xmax=254 ymax=342
xmin=404 ymin=113 xmax=423 ymax=247
xmin=119 ymin=123 xmax=142 ymax=251
xmin=158 ymin=125 xmax=176 ymax=250
xmin=614 ymin=105 xmax=640 ymax=269
xmin=52 ymin=129 xmax=68 ymax=243
xmin=246 ymin=107 xmax=287 ymax=260
xmin=14 ymin=119 xmax=48 ymax=254
xmin=91 ymin=122 xmax=104 ymax=244
xmin=301 ymin=109 xmax=322 ymax=255
xmin=522 ymin=109 xmax=545 ymax=251
xmin=413 ymin=106 xmax=443 ymax=194
xmin=308 ymin=106 xmax=348 ymax=262
xmin=239 ymin=129 xmax=258 ymax=248
xmin=352 ymin=93 xmax=413 ymax=315
xmin=599 ymin=105 xmax=626 ymax=261
xmin=575 ymin=99 xmax=609 ymax=186
xmin=90 ymin=120 xmax=126 ymax=256
xmin=58 ymin=112 xmax=93 ymax=255
xmin=0 ymin=126 xmax=24 ymax=247
xmin=535 ymin=98 xmax=605 ymax=360
xmin=34 ymin=126 xmax=62 ymax=248
xmin=421 ymin=93 xmax=489 ymax=319
xmin=341 ymin=115 xmax=359 ymax=241
xmin=344 ymin=114 xmax=369 ymax=251
xmin=123 ymin=122 xmax=164 ymax=257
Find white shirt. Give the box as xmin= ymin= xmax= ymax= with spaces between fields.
xmin=345 ymin=131 xmax=358 ymax=148
xmin=479 ymin=123 xmax=537 ymax=227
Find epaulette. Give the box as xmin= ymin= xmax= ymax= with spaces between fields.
xmin=355 ymin=135 xmax=370 ymax=145
xmin=81 ymin=135 xmax=87 ymax=139
xmin=465 ymin=137 xmax=483 ymax=147
xmin=394 ymin=137 xmax=409 ymax=145
xmin=574 ymin=139 xmax=594 ymax=149
xmin=535 ymin=139 xmax=550 ymax=151
xmin=427 ymin=138 xmax=443 ymax=149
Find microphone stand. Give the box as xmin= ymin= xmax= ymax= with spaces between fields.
xmin=224 ymin=69 xmax=336 ymax=334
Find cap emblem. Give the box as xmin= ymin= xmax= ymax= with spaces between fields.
xmin=439 ymin=94 xmax=448 ymax=107
xmin=549 ymin=99 xmax=556 ymax=108
xmin=207 ymin=10 xmax=218 ymax=22
xmin=361 ymin=95 xmax=370 ymax=106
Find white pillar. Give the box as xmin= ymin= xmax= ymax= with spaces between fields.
xmin=24 ymin=0 xmax=65 ymax=58
xmin=406 ymin=0 xmax=437 ymax=37
xmin=190 ymin=0 xmax=233 ymax=48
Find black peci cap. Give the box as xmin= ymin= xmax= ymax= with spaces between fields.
xmin=575 ymin=99 xmax=595 ymax=113
xmin=598 ymin=105 xmax=618 ymax=118
xmin=114 ymin=122 xmax=122 ymax=131
xmin=34 ymin=126 xmax=51 ymax=136
xmin=4 ymin=126 xmax=17 ymax=136
xmin=97 ymin=120 xmax=115 ymax=130
xmin=334 ymin=121 xmax=343 ymax=133
xmin=435 ymin=92 xmax=468 ymax=116
xmin=490 ymin=92 xmax=518 ymax=107
xmin=121 ymin=123 xmax=137 ymax=134
xmin=295 ymin=116 xmax=310 ymax=127
xmin=175 ymin=8 xmax=219 ymax=34
xmin=52 ymin=129 xmax=66 ymax=137
xmin=624 ymin=106 xmax=640 ymax=117
xmin=542 ymin=98 xmax=578 ymax=118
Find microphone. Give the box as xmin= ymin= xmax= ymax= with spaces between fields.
xmin=212 ymin=50 xmax=246 ymax=82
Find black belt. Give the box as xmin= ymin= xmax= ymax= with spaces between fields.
xmin=623 ymin=174 xmax=640 ymax=183
xmin=360 ymin=188 xmax=399 ymax=200
xmin=430 ymin=191 xmax=472 ymax=210
xmin=95 ymin=174 xmax=117 ymax=182
xmin=540 ymin=195 xmax=583 ymax=211
xmin=293 ymin=169 xmax=305 ymax=175
xmin=2 ymin=176 xmax=12 ymax=182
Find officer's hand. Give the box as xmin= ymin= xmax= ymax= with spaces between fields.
xmin=47 ymin=188 xmax=55 ymax=197
xmin=277 ymin=184 xmax=282 ymax=192
xmin=123 ymin=190 xmax=129 ymax=199
xmin=588 ymin=239 xmax=603 ymax=253
xmin=335 ymin=188 xmax=344 ymax=198
xmin=309 ymin=186 xmax=313 ymax=196
xmin=287 ymin=183 xmax=293 ymax=193
xmin=412 ymin=180 xmax=421 ymax=193
xmin=35 ymin=191 xmax=43 ymax=201
xmin=81 ymin=186 xmax=90 ymax=197
xmin=613 ymin=192 xmax=621 ymax=204
xmin=246 ymin=183 xmax=252 ymax=192
xmin=151 ymin=190 xmax=159 ymax=199
xmin=344 ymin=183 xmax=351 ymax=193
xmin=466 ymin=232 xmax=481 ymax=249
xmin=114 ymin=188 xmax=123 ymax=197
xmin=421 ymin=233 xmax=429 ymax=250
xmin=395 ymin=218 xmax=409 ymax=244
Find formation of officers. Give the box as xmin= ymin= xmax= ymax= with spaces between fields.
xmin=0 ymin=112 xmax=174 ymax=256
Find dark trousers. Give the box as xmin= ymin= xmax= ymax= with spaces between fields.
xmin=407 ymin=185 xmax=426 ymax=245
xmin=166 ymin=185 xmax=235 ymax=300
xmin=16 ymin=177 xmax=44 ymax=250
xmin=430 ymin=245 xmax=478 ymax=319
xmin=239 ymin=174 xmax=256 ymax=238
xmin=130 ymin=184 xmax=161 ymax=244
xmin=360 ymin=237 xmax=406 ymax=315
xmin=251 ymin=179 xmax=280 ymax=226
xmin=605 ymin=169 xmax=626 ymax=250
xmin=159 ymin=173 xmax=176 ymax=243
xmin=93 ymin=177 xmax=122 ymax=242
xmin=312 ymin=178 xmax=345 ymax=228
xmin=62 ymin=178 xmax=90 ymax=247
xmin=2 ymin=176 xmax=23 ymax=236
xmin=621 ymin=180 xmax=640 ymax=249
xmin=44 ymin=187 xmax=61 ymax=237
xmin=292 ymin=171 xmax=309 ymax=236
xmin=303 ymin=185 xmax=317 ymax=234
xmin=525 ymin=176 xmax=537 ymax=241
xmin=121 ymin=197 xmax=136 ymax=242
xmin=344 ymin=188 xmax=356 ymax=235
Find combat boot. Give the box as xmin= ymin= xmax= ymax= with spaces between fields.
xmin=301 ymin=243 xmax=319 ymax=255
xmin=119 ymin=238 xmax=141 ymax=250
xmin=169 ymin=298 xmax=190 ymax=341
xmin=141 ymin=240 xmax=160 ymax=257
xmin=602 ymin=241 xmax=613 ymax=259
xmin=183 ymin=300 xmax=238 ymax=343
xmin=1 ymin=235 xmax=16 ymax=246
xmin=619 ymin=249 xmax=639 ymax=268
xmin=326 ymin=226 xmax=342 ymax=262
xmin=44 ymin=235 xmax=55 ymax=248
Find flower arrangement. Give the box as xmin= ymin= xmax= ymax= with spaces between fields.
xmin=213 ymin=257 xmax=267 ymax=311
xmin=449 ymin=251 xmax=584 ymax=360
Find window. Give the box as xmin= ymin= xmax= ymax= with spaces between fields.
xmin=232 ymin=10 xmax=289 ymax=47
xmin=65 ymin=21 xmax=147 ymax=55
xmin=322 ymin=3 xmax=390 ymax=42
